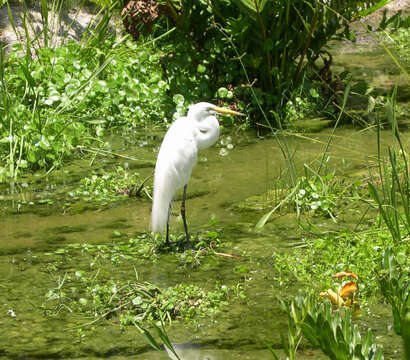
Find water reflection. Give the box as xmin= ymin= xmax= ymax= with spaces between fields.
xmin=165 ymin=343 xmax=215 ymax=360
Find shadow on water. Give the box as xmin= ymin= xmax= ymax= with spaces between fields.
xmin=1 ymin=120 xmax=407 ymax=359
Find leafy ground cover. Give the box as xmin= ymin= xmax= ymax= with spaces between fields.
xmin=95 ymin=0 xmax=390 ymax=124
xmin=42 ymin=231 xmax=245 ymax=327
xmin=0 ymin=35 xmax=246 ymax=182
xmin=44 ymin=272 xmax=233 ymax=326
xmin=0 ymin=39 xmax=171 ymax=181
xmin=0 ymin=164 xmax=151 ymax=216
xmin=67 ymin=166 xmax=151 ymax=205
xmin=272 ymin=226 xmax=408 ymax=301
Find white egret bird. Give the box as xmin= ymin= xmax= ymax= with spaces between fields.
xmin=151 ymin=102 xmax=244 ymax=248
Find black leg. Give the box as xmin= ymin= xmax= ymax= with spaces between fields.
xmin=181 ymin=184 xmax=192 ymax=249
xmin=165 ymin=204 xmax=171 ymax=245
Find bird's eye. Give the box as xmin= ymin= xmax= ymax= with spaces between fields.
xmin=199 ymin=129 xmax=208 ymax=134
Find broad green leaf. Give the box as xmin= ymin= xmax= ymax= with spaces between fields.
xmin=217 ymin=87 xmax=229 ymax=98
xmin=255 ymin=208 xmax=275 ymax=228
xmin=232 ymin=0 xmax=268 ymax=14
xmin=172 ymin=94 xmax=184 ymax=105
xmin=17 ymin=61 xmax=36 ymax=88
xmin=309 ymin=88 xmax=319 ymax=98
xmin=197 ymin=64 xmax=206 ymax=73
xmin=357 ymin=0 xmax=390 ymax=18
xmin=135 ymin=325 xmax=162 ymax=351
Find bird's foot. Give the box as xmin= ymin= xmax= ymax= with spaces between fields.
xmin=184 ymin=240 xmax=194 ymax=251
xmin=160 ymin=237 xmax=195 ymax=252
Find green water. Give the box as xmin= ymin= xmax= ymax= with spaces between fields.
xmin=1 ymin=124 xmax=407 ymax=359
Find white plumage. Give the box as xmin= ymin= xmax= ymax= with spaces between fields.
xmin=151 ymin=102 xmax=244 ymax=245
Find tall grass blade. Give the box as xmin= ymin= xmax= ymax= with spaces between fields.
xmin=135 ymin=322 xmax=181 ymax=360
xmin=152 ymin=323 xmax=181 ymax=360
xmin=255 ymin=186 xmax=297 ymax=228
xmin=41 ymin=0 xmax=49 ymax=48
xmin=134 ymin=324 xmax=162 ymax=351
xmin=370 ymin=86 xmax=410 ymax=244
xmin=6 ymin=2 xmax=19 ymax=41
xmin=318 ymin=76 xmax=352 ymax=175
xmin=357 ymin=0 xmax=390 ymax=17
xmin=17 ymin=60 xmax=36 ymax=89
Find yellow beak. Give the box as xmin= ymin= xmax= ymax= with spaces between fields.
xmin=212 ymin=106 xmax=245 ymax=117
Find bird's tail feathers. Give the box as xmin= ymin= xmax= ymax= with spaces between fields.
xmin=151 ymin=182 xmax=174 ymax=233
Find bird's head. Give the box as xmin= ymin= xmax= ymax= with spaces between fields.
xmin=187 ymin=102 xmax=244 ymax=122
xmin=187 ymin=102 xmax=244 ymax=150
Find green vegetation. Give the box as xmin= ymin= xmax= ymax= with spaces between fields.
xmin=1 ymin=0 xmax=409 ymax=359
xmin=0 ymin=38 xmax=171 ymax=181
xmin=68 ymin=166 xmax=150 ymax=204
xmin=269 ymin=247 xmax=409 ymax=359
xmin=272 ymin=291 xmax=384 ymax=359
xmin=45 ymin=272 xmax=232 ymax=326
xmin=377 ymin=247 xmax=410 ymax=340
xmin=92 ymin=0 xmax=389 ymax=124
xmin=2 ymin=0 xmax=404 ymax=182
xmin=271 ymin=97 xmax=409 ymax=358
xmin=272 ymin=227 xmax=401 ymax=300
xmin=368 ymin=93 xmax=410 ymax=245
xmin=43 ymin=232 xmax=244 ymax=327
xmin=50 ymin=230 xmax=224 ymax=264
xmin=0 ymin=165 xmax=150 ymax=216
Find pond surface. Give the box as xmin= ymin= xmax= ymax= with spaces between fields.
xmin=1 ymin=121 xmax=407 ymax=359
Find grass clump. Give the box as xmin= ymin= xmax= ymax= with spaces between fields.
xmin=377 ymin=246 xmax=410 ymax=339
xmin=67 ymin=166 xmax=151 ymax=205
xmin=255 ymin=170 xmax=363 ymax=228
xmin=289 ymin=172 xmax=361 ymax=220
xmin=43 ymin=233 xmax=239 ymax=327
xmin=53 ymin=231 xmax=224 ymax=265
xmin=272 ymin=227 xmax=408 ymax=302
xmin=44 ymin=271 xmax=232 ymax=326
xmin=80 ymin=279 xmax=230 ymax=326
xmin=270 ymin=291 xmax=384 ymax=360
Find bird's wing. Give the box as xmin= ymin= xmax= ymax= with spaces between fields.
xmin=151 ymin=117 xmax=198 ymax=233
xmin=156 ymin=117 xmax=198 ymax=189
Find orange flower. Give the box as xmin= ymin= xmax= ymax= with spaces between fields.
xmin=332 ymin=271 xmax=358 ymax=280
xmin=320 ymin=289 xmax=345 ymax=307
xmin=339 ymin=281 xmax=358 ymax=298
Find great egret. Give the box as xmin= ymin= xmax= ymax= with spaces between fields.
xmin=151 ymin=102 xmax=244 ymax=248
